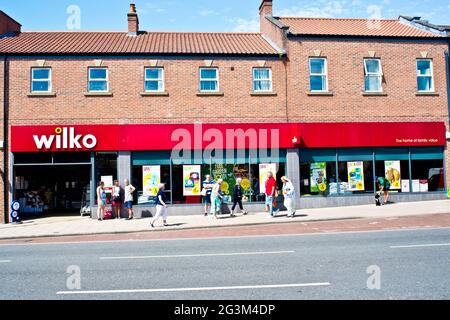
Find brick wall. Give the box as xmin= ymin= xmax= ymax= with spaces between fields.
xmin=8 ymin=57 xmax=287 ymax=126
xmin=0 ymin=11 xmax=20 ymax=35
xmin=0 ymin=58 xmax=4 ymax=223
xmin=286 ymin=39 xmax=449 ymax=124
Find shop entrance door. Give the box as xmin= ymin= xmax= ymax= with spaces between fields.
xmin=14 ymin=164 xmax=91 ymax=216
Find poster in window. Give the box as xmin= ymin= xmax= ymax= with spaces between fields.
xmin=212 ymin=164 xmax=235 ymax=197
xmin=347 ymin=162 xmax=365 ymax=191
xmin=259 ymin=163 xmax=277 ymax=194
xmin=101 ymin=175 xmax=113 ymax=194
xmin=142 ymin=165 xmax=161 ymax=196
xmin=183 ymin=165 xmax=201 ymax=196
xmin=385 ymin=160 xmax=401 ymax=190
xmin=412 ymin=180 xmax=420 ymax=192
xmin=310 ymin=162 xmax=327 ymax=193
xmin=401 ymin=180 xmax=410 ymax=193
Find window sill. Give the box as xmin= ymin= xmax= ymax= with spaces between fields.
xmin=140 ymin=91 xmax=169 ymax=96
xmin=196 ymin=91 xmax=224 ymax=96
xmin=27 ymin=92 xmax=57 ymax=97
xmin=361 ymin=92 xmax=387 ymax=96
xmin=415 ymin=92 xmax=439 ymax=96
xmin=84 ymin=92 xmax=113 ymax=97
xmin=250 ymin=91 xmax=277 ymax=96
xmin=306 ymin=91 xmax=334 ymax=96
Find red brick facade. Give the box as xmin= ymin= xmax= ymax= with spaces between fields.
xmin=0 ymin=1 xmax=449 ymax=222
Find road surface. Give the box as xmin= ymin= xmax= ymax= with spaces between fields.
xmin=0 ymin=226 xmax=449 ymax=300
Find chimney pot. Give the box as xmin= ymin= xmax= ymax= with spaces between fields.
xmin=129 ymin=4 xmax=136 ymax=13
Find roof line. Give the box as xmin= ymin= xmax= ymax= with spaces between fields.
xmin=18 ymin=30 xmax=264 ymax=35
xmin=276 ymin=16 xmax=398 ymax=21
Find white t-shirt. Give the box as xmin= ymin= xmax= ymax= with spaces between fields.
xmin=124 ymin=185 xmax=134 ymax=202
xmin=113 ymin=186 xmax=120 ymax=197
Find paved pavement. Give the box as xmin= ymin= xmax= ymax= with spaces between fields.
xmin=0 ymin=227 xmax=449 ymax=299
xmin=0 ymin=200 xmax=449 ymax=240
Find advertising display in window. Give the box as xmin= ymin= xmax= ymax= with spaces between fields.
xmin=347 ymin=162 xmax=365 ymax=191
xmin=259 ymin=163 xmax=277 ymax=194
xmin=211 ymin=164 xmax=235 ymax=199
xmin=384 ymin=161 xmax=401 ymax=190
xmin=183 ymin=165 xmax=201 ymax=196
xmin=310 ymin=162 xmax=327 ymax=193
xmin=143 ymin=165 xmax=161 ymax=196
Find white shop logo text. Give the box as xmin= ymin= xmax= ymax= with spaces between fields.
xmin=33 ymin=127 xmax=97 ymax=150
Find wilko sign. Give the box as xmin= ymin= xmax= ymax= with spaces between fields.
xmin=33 ymin=127 xmax=97 ymax=150
xmin=10 ymin=122 xmax=446 ymax=153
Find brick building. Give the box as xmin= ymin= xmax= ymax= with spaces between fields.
xmin=0 ymin=1 xmax=448 ymax=223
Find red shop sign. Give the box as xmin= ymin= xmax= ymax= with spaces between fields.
xmin=10 ymin=122 xmax=446 ymax=153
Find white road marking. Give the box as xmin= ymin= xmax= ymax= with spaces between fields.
xmin=57 ymin=282 xmax=331 ymax=295
xmin=100 ymin=250 xmax=295 ymax=260
xmin=0 ymin=260 xmax=11 ymax=263
xmin=390 ymin=243 xmax=450 ymax=249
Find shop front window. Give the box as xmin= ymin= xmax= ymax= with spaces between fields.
xmin=411 ymin=159 xmax=444 ymax=192
xmin=94 ymin=152 xmax=117 ymax=204
xmin=131 ymin=150 xmax=286 ymax=205
xmin=337 ymin=160 xmax=374 ymax=194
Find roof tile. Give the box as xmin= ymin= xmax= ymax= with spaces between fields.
xmin=278 ymin=17 xmax=443 ymax=38
xmin=0 ymin=31 xmax=280 ymax=55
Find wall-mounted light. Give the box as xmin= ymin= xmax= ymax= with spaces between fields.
xmin=446 ymin=131 xmax=450 ymax=140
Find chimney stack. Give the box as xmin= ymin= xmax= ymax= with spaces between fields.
xmin=259 ymin=0 xmax=273 ymax=17
xmin=0 ymin=11 xmax=21 ymax=36
xmin=128 ymin=3 xmax=139 ymax=36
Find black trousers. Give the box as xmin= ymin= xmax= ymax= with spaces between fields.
xmin=231 ymin=198 xmax=243 ymax=211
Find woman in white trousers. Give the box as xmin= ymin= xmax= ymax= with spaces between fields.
xmin=281 ymin=176 xmax=296 ymax=218
xmin=151 ymin=184 xmax=169 ymax=228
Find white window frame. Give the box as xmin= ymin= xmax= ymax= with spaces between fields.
xmin=199 ymin=67 xmax=219 ymax=92
xmin=88 ymin=67 xmax=109 ymax=93
xmin=309 ymin=58 xmax=328 ymax=92
xmin=144 ymin=67 xmax=165 ymax=92
xmin=416 ymin=59 xmax=434 ymax=92
xmin=252 ymin=67 xmax=273 ymax=92
xmin=364 ymin=59 xmax=383 ymax=93
xmin=31 ymin=67 xmax=52 ymax=93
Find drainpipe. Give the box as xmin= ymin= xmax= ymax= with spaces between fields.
xmin=3 ymin=55 xmax=9 ymax=223
xmin=446 ymin=50 xmax=450 ymax=124
xmin=445 ymin=50 xmax=450 ymax=193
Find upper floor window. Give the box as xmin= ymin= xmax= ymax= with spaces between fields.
xmin=364 ymin=59 xmax=383 ymax=92
xmin=199 ymin=68 xmax=219 ymax=92
xmin=88 ymin=67 xmax=109 ymax=92
xmin=31 ymin=68 xmax=52 ymax=92
xmin=309 ymin=58 xmax=328 ymax=92
xmin=253 ymin=68 xmax=272 ymax=92
xmin=145 ymin=67 xmax=164 ymax=92
xmin=417 ymin=59 xmax=434 ymax=92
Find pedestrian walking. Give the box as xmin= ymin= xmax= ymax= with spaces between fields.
xmin=210 ymin=179 xmax=224 ymax=219
xmin=201 ymin=175 xmax=215 ymax=216
xmin=281 ymin=176 xmax=296 ymax=218
xmin=112 ymin=180 xmax=122 ymax=219
xmin=96 ymin=181 xmax=106 ymax=221
xmin=124 ymin=179 xmax=136 ymax=220
xmin=265 ymin=172 xmax=279 ymax=217
xmin=231 ymin=178 xmax=248 ymax=217
xmin=150 ymin=183 xmax=169 ymax=228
